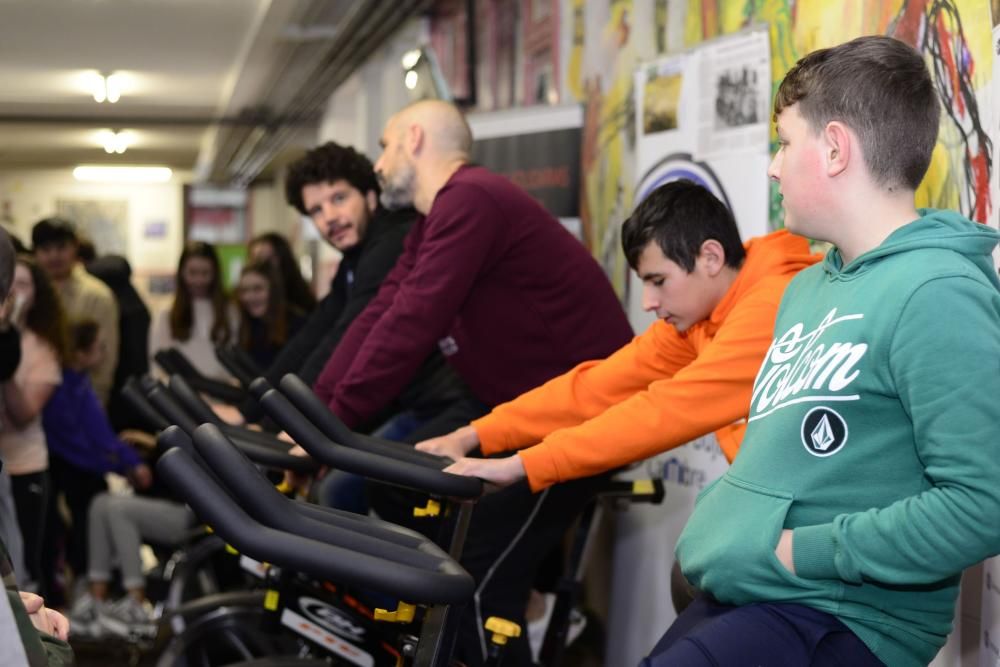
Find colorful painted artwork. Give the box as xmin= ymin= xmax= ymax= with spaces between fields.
xmin=573 ymin=0 xmax=995 ymax=295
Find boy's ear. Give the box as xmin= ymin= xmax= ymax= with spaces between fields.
xmin=698 ymin=239 xmax=727 ymax=276
xmin=365 ymin=189 xmax=378 ymax=213
xmin=824 ymin=121 xmax=851 ymax=177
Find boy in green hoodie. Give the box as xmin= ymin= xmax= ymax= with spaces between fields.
xmin=644 ymin=35 xmax=1000 ymax=667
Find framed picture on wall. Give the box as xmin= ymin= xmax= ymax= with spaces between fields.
xmin=56 ymin=199 xmax=128 ymax=256
xmin=184 ymin=185 xmax=250 ymax=246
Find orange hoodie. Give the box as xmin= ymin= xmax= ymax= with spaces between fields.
xmin=473 ymin=230 xmax=820 ymax=492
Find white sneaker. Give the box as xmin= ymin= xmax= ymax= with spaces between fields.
xmin=68 ymin=592 xmax=106 ymax=640
xmin=97 ymin=595 xmax=157 ymax=639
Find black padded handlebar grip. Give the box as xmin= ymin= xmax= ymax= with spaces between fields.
xmin=169 ymin=375 xmax=223 ymax=426
xmin=259 ymin=388 xmax=483 ymax=499
xmin=169 ymin=374 xmax=291 ymax=452
xmin=120 ymin=378 xmax=171 ymax=432
xmin=156 ymin=448 xmax=473 ymax=604
xmin=192 ymin=424 xmax=444 ymax=565
xmin=278 ymin=374 xmax=451 ymax=468
xmin=214 ymin=345 xmax=257 ymax=388
xmin=152 ymin=385 xmax=315 ymax=474
xmin=146 ymin=384 xmax=200 ymax=435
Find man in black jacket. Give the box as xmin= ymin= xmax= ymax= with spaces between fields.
xmin=240 ymin=142 xmax=471 ymax=439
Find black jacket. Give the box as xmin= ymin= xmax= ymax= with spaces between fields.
xmin=241 ymin=207 xmax=468 ymax=424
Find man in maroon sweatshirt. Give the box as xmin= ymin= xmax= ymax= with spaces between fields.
xmin=312 ymin=100 xmax=632 ymax=665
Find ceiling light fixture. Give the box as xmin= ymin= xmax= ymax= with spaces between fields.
xmin=72 ymin=165 xmax=172 ymax=184
xmin=90 ymin=72 xmax=123 ymax=104
xmin=99 ymin=129 xmax=129 ymax=154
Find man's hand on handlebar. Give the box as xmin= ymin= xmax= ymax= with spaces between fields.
xmin=444 ymin=454 xmax=526 ymax=489
xmin=283 ymin=444 xmax=315 ymax=494
xmin=415 ymin=425 xmax=480 ymax=462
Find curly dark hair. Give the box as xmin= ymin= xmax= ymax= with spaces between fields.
xmin=284 ymin=142 xmax=380 ymax=215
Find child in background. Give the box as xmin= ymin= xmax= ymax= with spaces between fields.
xmin=247 ymin=232 xmax=316 ymax=313
xmin=43 ymin=318 xmax=151 ymax=595
xmin=235 ymin=261 xmax=306 ymax=369
xmin=0 ymin=256 xmax=67 ymax=594
xmin=149 ymin=241 xmax=237 ymax=381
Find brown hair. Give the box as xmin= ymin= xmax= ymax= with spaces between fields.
xmin=774 ymin=35 xmax=939 ymax=191
xmin=16 ymin=255 xmax=71 ymax=364
xmin=169 ymin=241 xmax=231 ymax=344
xmin=237 ymin=261 xmax=293 ymax=350
xmin=248 ymin=233 xmax=316 ymax=312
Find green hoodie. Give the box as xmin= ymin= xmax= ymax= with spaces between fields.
xmin=675 ymin=209 xmax=1000 ymax=667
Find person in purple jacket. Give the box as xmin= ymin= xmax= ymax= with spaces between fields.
xmin=312 ymin=100 xmax=633 ymax=666
xmin=42 ymin=318 xmax=150 ymax=593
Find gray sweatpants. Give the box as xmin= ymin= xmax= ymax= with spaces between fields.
xmin=87 ymin=493 xmax=195 ymax=591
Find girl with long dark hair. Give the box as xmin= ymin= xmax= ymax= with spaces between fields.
xmin=148 ymin=241 xmax=236 ymax=380
xmin=235 ymin=261 xmax=305 ymax=369
xmin=0 ymin=255 xmax=70 ymax=593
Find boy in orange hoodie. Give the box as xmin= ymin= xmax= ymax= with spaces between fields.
xmin=419 ymin=179 xmax=818 ymax=490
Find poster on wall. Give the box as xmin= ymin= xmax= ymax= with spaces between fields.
xmin=468 ymin=104 xmax=583 ymax=237
xmin=694 ymin=28 xmax=770 ymax=160
xmin=56 ymin=199 xmax=128 ymax=256
xmin=629 ymin=27 xmax=771 ymax=328
xmin=605 ymin=28 xmax=772 ymax=666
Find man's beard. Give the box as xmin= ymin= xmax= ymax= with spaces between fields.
xmin=378 ymin=163 xmax=416 ymax=210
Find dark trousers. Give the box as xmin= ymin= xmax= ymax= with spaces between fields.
xmin=11 ymin=470 xmax=49 ymax=593
xmin=367 ymin=397 xmax=608 ymax=667
xmin=642 ymin=595 xmax=885 ymax=666
xmin=372 ymin=471 xmax=610 ymax=667
xmin=45 ymin=457 xmax=107 ymax=586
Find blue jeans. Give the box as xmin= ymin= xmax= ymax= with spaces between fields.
xmin=316 ymin=411 xmax=426 ymax=514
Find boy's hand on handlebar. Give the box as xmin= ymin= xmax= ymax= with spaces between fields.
xmin=444 ymin=455 xmax=526 ymax=489
xmin=415 ymin=425 xmax=480 ymax=461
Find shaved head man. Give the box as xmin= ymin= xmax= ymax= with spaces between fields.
xmin=312 ymin=101 xmax=632 ymax=665
xmin=374 ymin=100 xmax=473 ymax=213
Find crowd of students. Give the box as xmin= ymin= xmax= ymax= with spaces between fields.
xmin=0 ymin=34 xmax=998 ymax=667
xmin=0 ymin=214 xmax=317 ymax=641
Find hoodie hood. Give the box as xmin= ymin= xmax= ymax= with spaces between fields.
xmin=824 ymin=209 xmax=1000 ymax=288
xmin=711 ymin=229 xmax=820 ymax=324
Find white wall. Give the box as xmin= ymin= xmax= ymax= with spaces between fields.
xmin=0 ymin=168 xmax=188 ymax=310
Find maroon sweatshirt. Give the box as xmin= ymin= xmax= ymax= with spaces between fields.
xmin=314 ymin=165 xmax=632 ymax=428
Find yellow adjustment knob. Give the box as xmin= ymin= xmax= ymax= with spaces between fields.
xmin=263 ymin=589 xmax=280 ymax=611
xmin=224 ymin=543 xmax=238 ymax=555
xmin=373 ymin=602 xmax=416 ymax=623
xmin=413 ymin=499 xmax=441 ymax=517
xmin=632 ymin=479 xmax=655 ymax=495
xmin=484 ymin=617 xmax=522 ymax=645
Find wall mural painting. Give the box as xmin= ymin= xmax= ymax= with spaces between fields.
xmin=573 ymin=0 xmax=994 ymax=297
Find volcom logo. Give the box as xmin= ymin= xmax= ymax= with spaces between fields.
xmin=750 ymin=308 xmax=866 ymax=422
xmin=800 ymin=407 xmax=848 ymax=457
xmin=299 ymin=596 xmax=366 ymax=641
